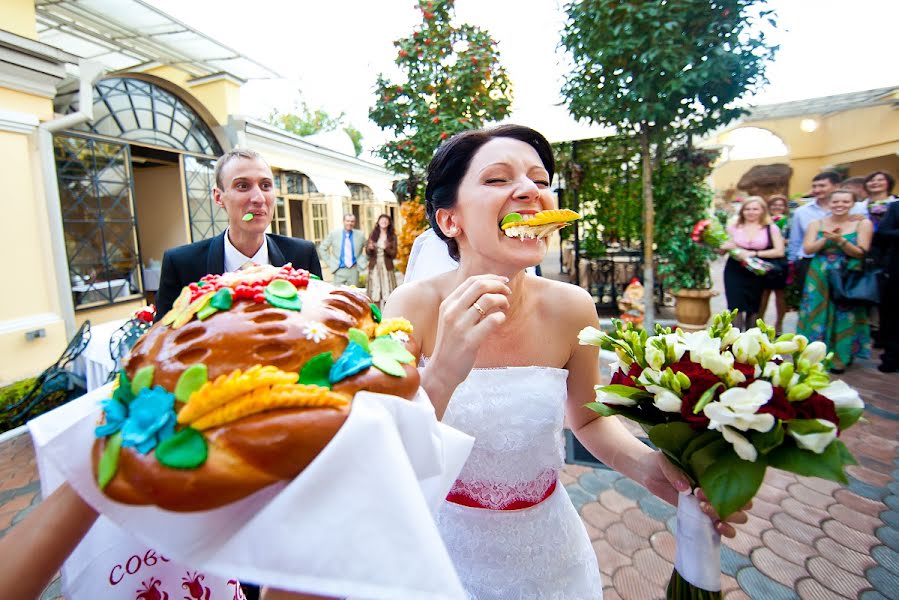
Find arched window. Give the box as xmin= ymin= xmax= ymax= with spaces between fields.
xmin=56 ymin=77 xmax=223 ymax=156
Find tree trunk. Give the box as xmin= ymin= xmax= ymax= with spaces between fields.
xmin=640 ymin=126 xmax=655 ymax=330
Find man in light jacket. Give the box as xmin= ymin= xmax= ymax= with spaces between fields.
xmin=319 ymin=214 xmax=368 ymax=286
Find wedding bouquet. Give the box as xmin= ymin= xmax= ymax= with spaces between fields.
xmin=579 ymin=311 xmax=863 ymax=599
xmin=691 ymin=219 xmax=773 ymax=276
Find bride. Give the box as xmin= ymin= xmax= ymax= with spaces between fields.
xmin=383 ymin=125 xmax=743 ymax=599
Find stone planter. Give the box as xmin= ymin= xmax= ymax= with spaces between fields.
xmin=672 ymin=289 xmax=719 ymax=332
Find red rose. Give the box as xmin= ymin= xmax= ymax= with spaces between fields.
xmin=758 ymin=386 xmax=795 ymax=421
xmin=733 ymin=361 xmax=755 ymax=383
xmin=793 ymin=392 xmax=840 ymax=429
xmin=670 ymin=358 xmax=721 ymax=428
xmin=610 ymin=362 xmax=642 ymax=387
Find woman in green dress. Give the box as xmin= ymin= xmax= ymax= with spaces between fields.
xmin=798 ymin=188 xmax=874 ymax=373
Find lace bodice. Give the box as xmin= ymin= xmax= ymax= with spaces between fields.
xmin=440 ymin=365 xmax=568 ymax=509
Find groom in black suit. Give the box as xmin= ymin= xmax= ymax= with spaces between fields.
xmin=155 ymin=149 xmax=322 ymax=322
xmin=876 ymin=199 xmax=899 ymax=372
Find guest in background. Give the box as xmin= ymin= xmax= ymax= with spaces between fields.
xmin=797 ymin=188 xmax=873 ymax=374
xmin=874 ymin=199 xmax=899 ymax=372
xmin=319 ymin=214 xmax=368 ymax=286
xmin=719 ymin=197 xmax=785 ymax=330
xmin=759 ymin=195 xmax=790 ymax=332
xmin=842 ymin=177 xmax=869 ymax=215
xmin=365 ymin=214 xmax=398 ymax=309
xmin=864 ymin=171 xmax=897 ymax=230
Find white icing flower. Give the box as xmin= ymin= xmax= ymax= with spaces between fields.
xmin=302 ymin=321 xmax=328 ymax=343
xmin=389 ymin=330 xmax=410 ymax=344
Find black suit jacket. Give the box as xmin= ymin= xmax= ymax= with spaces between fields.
xmin=154 ymin=232 xmax=322 ymax=321
xmin=875 ymin=201 xmax=899 ymax=279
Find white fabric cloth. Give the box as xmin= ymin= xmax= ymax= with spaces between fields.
xmin=223 ymin=228 xmax=270 ymax=273
xmin=29 ymin=384 xmax=474 ymax=600
xmin=70 ymin=319 xmax=127 ymax=391
xmin=432 ymin=363 xmax=603 ymax=599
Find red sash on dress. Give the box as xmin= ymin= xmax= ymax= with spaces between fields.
xmin=446 ymin=478 xmax=557 ymax=510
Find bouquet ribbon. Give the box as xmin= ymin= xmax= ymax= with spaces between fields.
xmin=675 ymin=492 xmax=721 ymax=592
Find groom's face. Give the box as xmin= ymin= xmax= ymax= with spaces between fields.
xmin=213 ymin=157 xmax=275 ymax=236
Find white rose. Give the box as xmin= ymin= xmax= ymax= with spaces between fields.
xmin=799 ymin=341 xmax=827 ymax=365
xmin=704 ymin=380 xmax=776 ymax=433
xmin=721 ymin=425 xmax=758 ymax=462
xmin=789 ymin=419 xmax=837 ymax=454
xmin=819 ymin=380 xmax=864 ymax=410
xmin=578 ymin=326 xmax=605 ymax=347
xmin=653 ymin=389 xmax=683 ymax=413
xmin=596 ymin=388 xmax=638 ymax=407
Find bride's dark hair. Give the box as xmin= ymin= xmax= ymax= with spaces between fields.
xmin=424 ymin=124 xmax=555 ymax=260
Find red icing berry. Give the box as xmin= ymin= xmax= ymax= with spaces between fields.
xmin=253 ymin=293 xmax=265 ymax=303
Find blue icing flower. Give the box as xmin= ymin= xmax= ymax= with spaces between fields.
xmin=120 ymin=386 xmax=177 ymax=454
xmin=95 ymin=398 xmax=127 ymax=437
xmin=329 ymin=341 xmax=373 ymax=384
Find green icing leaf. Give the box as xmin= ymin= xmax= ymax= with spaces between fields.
xmin=155 ymin=427 xmax=208 ymax=469
xmin=196 ymin=303 xmax=218 ymax=320
xmin=130 ymin=366 xmax=155 ymax=396
xmin=501 ymin=212 xmax=523 ymax=226
xmin=267 ymin=279 xmax=297 ymax=299
xmin=242 ymin=212 xmax=254 ymax=221
xmin=263 ymin=286 xmax=302 ymax=310
xmin=369 ymin=337 xmax=414 ymax=363
xmin=114 ymin=370 xmax=134 ymax=405
xmin=174 ymin=364 xmax=208 ymax=402
xmin=98 ymin=431 xmax=123 ymax=489
xmin=370 ymin=303 xmax=382 ymax=323
xmin=209 ymin=287 xmax=234 ymax=310
xmin=347 ymin=328 xmax=370 ymax=353
xmin=299 ymin=352 xmax=333 ymax=388
xmin=372 ymin=354 xmax=405 ymax=377
xmin=310 ymin=273 xmax=322 ymax=280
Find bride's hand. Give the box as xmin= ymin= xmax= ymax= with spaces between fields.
xmin=640 ymin=452 xmax=749 ymax=538
xmin=429 ymin=274 xmax=511 ymax=390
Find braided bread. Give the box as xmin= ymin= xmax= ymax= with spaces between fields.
xmin=92 ymin=266 xmax=419 ymax=511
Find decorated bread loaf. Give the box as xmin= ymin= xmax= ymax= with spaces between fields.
xmin=92 ymin=264 xmax=418 ymax=511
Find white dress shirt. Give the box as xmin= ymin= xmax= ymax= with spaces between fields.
xmin=223 ymin=228 xmax=270 ymax=273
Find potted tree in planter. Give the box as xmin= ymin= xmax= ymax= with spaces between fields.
xmin=655 ymin=146 xmax=720 ymax=330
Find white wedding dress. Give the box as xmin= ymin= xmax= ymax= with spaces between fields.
xmin=431 ymin=363 xmax=603 ymax=599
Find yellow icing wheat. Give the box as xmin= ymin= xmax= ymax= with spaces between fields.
xmin=501 ymin=209 xmax=580 ymax=230
xmin=177 ymin=365 xmax=298 ymax=425
xmin=375 ymin=318 xmax=414 ymax=338
xmin=189 ymin=383 xmax=350 ymax=430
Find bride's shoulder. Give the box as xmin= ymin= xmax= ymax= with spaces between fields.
xmin=384 ymin=274 xmax=448 ymax=320
xmin=530 ymin=277 xmax=596 ymax=323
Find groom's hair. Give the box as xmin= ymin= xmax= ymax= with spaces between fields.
xmin=425 ymin=124 xmax=554 ymax=260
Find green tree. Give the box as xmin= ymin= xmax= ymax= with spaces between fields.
xmin=560 ymin=0 xmax=777 ymax=327
xmin=369 ymin=0 xmax=513 ymax=194
xmin=267 ymin=99 xmax=363 ymax=157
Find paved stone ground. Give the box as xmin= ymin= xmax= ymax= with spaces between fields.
xmin=0 ymin=253 xmax=896 ymax=599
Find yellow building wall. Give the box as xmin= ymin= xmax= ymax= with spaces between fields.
xmin=133 ymin=165 xmax=189 ymax=264
xmin=0 ymin=130 xmax=68 ymax=383
xmin=711 ymin=102 xmax=899 ymax=196
xmin=0 ymin=0 xmax=38 ymax=40
xmin=0 ymin=87 xmax=53 ymax=122
xmin=188 ymin=79 xmax=241 ymax=127
xmin=74 ymin=300 xmax=145 ymax=331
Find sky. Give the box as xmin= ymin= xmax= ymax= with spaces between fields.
xmin=149 ymin=0 xmax=898 ymax=159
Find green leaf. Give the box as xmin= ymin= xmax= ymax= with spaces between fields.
xmin=155 ymin=427 xmax=208 ymax=469
xmin=298 ymin=352 xmax=333 ymax=388
xmin=97 ymin=431 xmax=123 ymax=489
xmin=267 ymin=279 xmax=298 ymax=299
xmin=130 ymin=366 xmax=155 ymax=396
xmin=174 ymin=364 xmax=208 ymax=402
xmin=113 ymin=370 xmax=134 ymax=405
xmin=693 ymin=382 xmax=723 ymax=414
xmin=836 ymin=407 xmax=863 ymax=430
xmin=787 ymin=419 xmax=835 ymax=435
xmin=347 ymin=328 xmax=370 ymax=353
xmin=749 ymin=422 xmax=784 ymax=455
xmin=647 ymin=422 xmax=694 ymax=457
xmin=767 ymin=439 xmax=855 ymax=484
xmin=263 ymin=286 xmax=302 ymax=311
xmin=369 ymin=337 xmax=415 ymax=363
xmin=585 ymin=401 xmax=619 ymax=417
xmin=372 ymin=354 xmax=406 ymax=377
xmin=688 ymin=438 xmax=729 ymax=480
xmin=595 ymin=384 xmax=652 ymax=401
xmin=209 ymin=287 xmax=234 ymax=310
xmin=681 ymin=430 xmax=720 ymax=465
xmin=698 ymin=449 xmax=766 ymax=519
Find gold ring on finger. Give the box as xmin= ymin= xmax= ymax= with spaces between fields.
xmin=472 ymin=301 xmax=487 ymax=318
